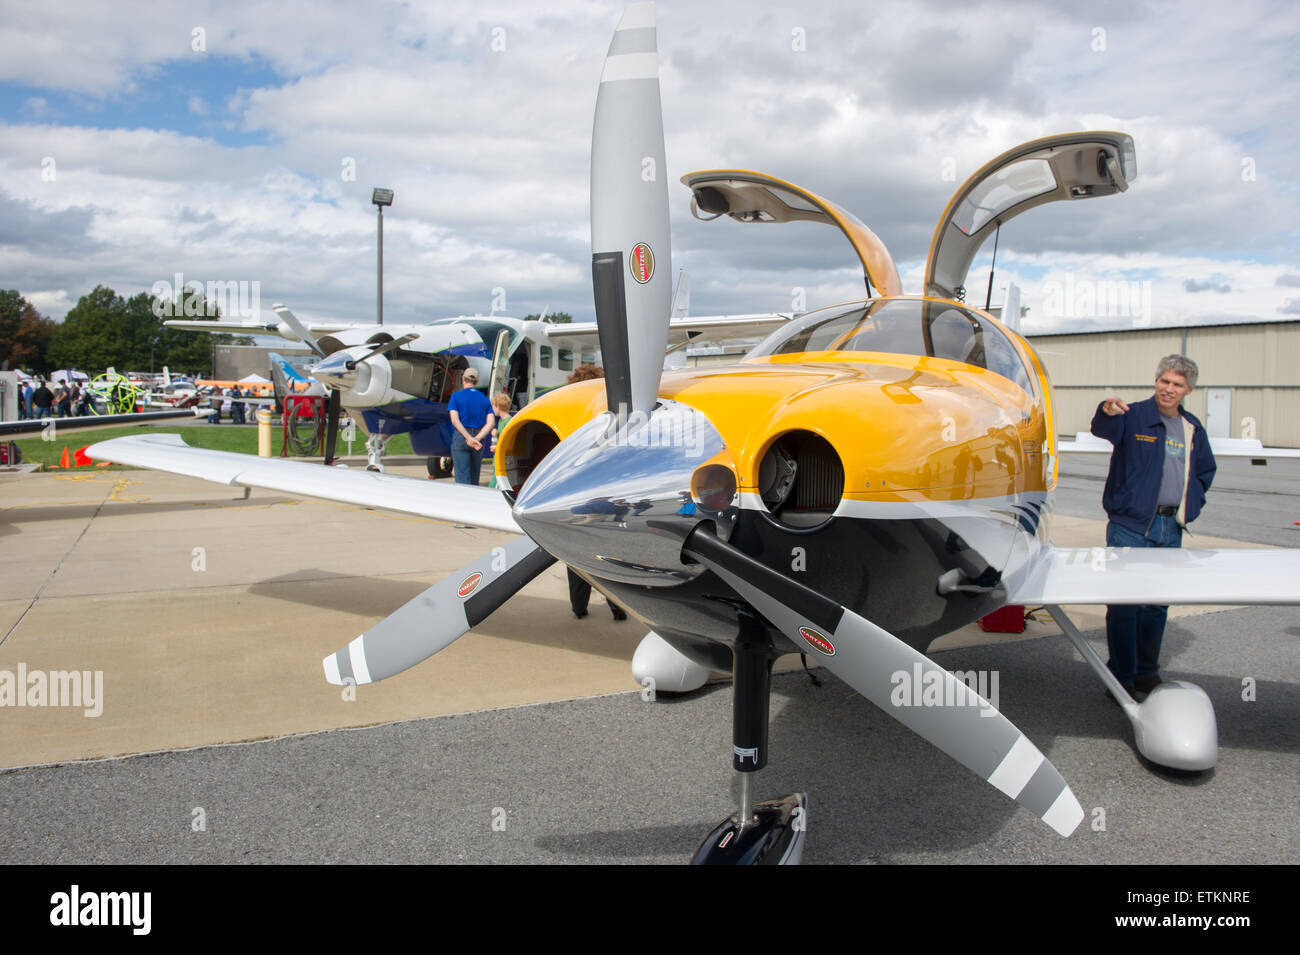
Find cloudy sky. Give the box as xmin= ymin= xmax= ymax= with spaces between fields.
xmin=2 ymin=0 xmax=1298 ymax=336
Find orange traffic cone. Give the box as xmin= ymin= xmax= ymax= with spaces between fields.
xmin=57 ymin=447 xmax=70 ymax=468
xmin=74 ymin=446 xmax=93 ymax=467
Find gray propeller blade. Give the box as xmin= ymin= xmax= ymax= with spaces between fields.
xmin=590 ymin=1 xmax=672 ymax=422
xmin=351 ymin=333 xmax=418 ymax=368
xmin=271 ymin=303 xmax=328 ymax=359
xmin=682 ymin=526 xmax=1084 ymax=837
xmin=322 ymin=536 xmax=555 ymax=685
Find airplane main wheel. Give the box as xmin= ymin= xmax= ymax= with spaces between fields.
xmin=426 ymin=456 xmax=453 ymax=478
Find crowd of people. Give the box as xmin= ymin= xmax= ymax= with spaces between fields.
xmin=15 ymin=378 xmax=92 ymax=419
xmin=207 ymin=387 xmax=259 ymax=424
xmin=14 ymin=377 xmax=265 ymax=423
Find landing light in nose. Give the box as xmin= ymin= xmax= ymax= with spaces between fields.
xmin=692 ymin=464 xmax=737 ymax=511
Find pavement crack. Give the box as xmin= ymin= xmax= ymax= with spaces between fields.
xmin=1 ymin=479 xmax=115 ymax=650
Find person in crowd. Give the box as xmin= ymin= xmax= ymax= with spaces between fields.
xmin=448 ymin=368 xmax=495 ymax=485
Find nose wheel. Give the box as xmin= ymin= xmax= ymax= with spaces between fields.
xmin=692 ymin=789 xmax=807 ymax=865
xmin=365 ymin=432 xmax=390 ymax=472
xmin=691 ymin=610 xmax=808 ymax=865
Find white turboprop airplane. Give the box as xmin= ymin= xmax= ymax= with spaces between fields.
xmin=166 ymin=282 xmax=791 ymax=473
xmin=89 ymin=3 xmax=1300 ymax=864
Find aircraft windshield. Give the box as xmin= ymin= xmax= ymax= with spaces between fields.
xmin=462 ymin=319 xmax=520 ymax=354
xmin=748 ymin=299 xmax=1033 ymax=393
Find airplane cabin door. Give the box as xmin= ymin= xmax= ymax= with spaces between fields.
xmin=487 ymin=330 xmax=511 ymax=401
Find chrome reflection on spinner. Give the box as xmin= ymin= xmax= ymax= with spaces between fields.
xmin=511 ymin=400 xmax=736 ymax=586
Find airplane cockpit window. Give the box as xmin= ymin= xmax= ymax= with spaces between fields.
xmin=749 ymin=299 xmax=1033 ymax=394
xmin=953 ymin=159 xmax=1056 ymax=236
xmin=928 ymin=308 xmax=984 ymax=367
xmin=462 ymin=319 xmax=519 ymax=355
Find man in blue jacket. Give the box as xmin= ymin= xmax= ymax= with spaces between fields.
xmin=1091 ymin=355 xmax=1216 ymax=699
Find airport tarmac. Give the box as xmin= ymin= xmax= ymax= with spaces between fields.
xmin=1 ymin=455 xmax=1297 ymax=864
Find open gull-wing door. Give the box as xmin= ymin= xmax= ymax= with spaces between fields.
xmin=925 ymin=132 xmax=1136 ymax=301
xmin=681 ymin=169 xmax=903 ymax=297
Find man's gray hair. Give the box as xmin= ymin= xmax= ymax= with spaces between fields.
xmin=1156 ymin=354 xmax=1198 ymax=388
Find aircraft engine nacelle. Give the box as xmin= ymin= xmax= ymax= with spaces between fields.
xmin=313 ymin=346 xmax=397 ymax=408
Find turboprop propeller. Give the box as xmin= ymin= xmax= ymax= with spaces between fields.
xmin=589 ymin=0 xmax=672 ymax=425
xmin=271 ymin=303 xmax=419 ymax=465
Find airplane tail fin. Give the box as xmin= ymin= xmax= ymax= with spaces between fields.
xmin=269 ymin=352 xmax=310 ymax=384
xmin=671 ymin=269 xmax=690 ymax=318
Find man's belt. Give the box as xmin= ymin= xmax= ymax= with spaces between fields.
xmin=1155 ymin=505 xmax=1178 ymax=516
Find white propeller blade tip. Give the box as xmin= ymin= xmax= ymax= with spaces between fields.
xmin=322 ymin=653 xmax=343 ymax=686
xmin=1043 ymin=790 xmax=1085 ymax=837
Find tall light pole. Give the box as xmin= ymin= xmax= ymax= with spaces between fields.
xmin=372 ymin=187 xmax=394 ymax=325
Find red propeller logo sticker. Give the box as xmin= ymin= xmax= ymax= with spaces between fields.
xmin=799 ymin=627 xmax=835 ymax=656
xmin=630 ymin=243 xmax=654 ymax=284
xmin=458 ymin=572 xmax=484 ymax=598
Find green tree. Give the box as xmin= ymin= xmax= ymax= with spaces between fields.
xmin=0 ymin=290 xmax=57 ymax=374
xmin=526 ymin=311 xmax=574 ymax=324
xmin=47 ymin=285 xmax=251 ymax=376
xmin=50 ymin=285 xmax=126 ymax=371
xmin=154 ymin=286 xmax=252 ymax=374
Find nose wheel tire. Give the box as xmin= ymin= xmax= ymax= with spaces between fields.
xmin=426 ymin=456 xmax=453 ymax=478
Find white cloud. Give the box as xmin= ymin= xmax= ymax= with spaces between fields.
xmin=0 ymin=0 xmax=1296 ymax=330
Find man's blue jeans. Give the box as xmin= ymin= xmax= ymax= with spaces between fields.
xmin=451 ymin=433 xmax=483 ymax=486
xmin=1105 ymin=515 xmax=1182 ymax=687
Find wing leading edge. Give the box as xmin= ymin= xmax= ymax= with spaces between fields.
xmin=85 ymin=433 xmax=521 ymax=532
xmin=1007 ymin=545 xmax=1300 ymax=606
xmin=1060 ymin=432 xmax=1300 ymax=459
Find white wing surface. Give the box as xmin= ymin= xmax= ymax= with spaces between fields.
xmin=85 ymin=433 xmax=521 ymax=532
xmin=1060 ymin=431 xmax=1300 ymax=459
xmin=1008 ymin=545 xmax=1300 ymax=605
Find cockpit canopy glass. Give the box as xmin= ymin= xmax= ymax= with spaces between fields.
xmin=748 ymin=299 xmax=1034 ymax=394
xmin=952 ymin=158 xmax=1057 ymax=237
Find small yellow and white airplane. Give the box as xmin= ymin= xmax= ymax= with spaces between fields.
xmin=89 ymin=3 xmax=1300 ymax=864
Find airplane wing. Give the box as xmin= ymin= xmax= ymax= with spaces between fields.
xmin=85 ymin=433 xmax=521 ymax=532
xmin=1006 ymin=545 xmax=1300 ymax=605
xmin=1059 ymin=431 xmax=1300 ymax=459
xmin=545 ymin=313 xmax=793 ymax=344
xmin=0 ymin=408 xmax=207 ymax=437
xmin=163 ymin=318 xmax=357 ymax=339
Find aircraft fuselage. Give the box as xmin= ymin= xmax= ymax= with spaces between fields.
xmin=503 ymin=296 xmax=1057 ymax=660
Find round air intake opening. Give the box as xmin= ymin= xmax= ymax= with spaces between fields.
xmin=501 ymin=420 xmax=560 ymax=493
xmin=758 ymin=431 xmax=844 ymax=528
